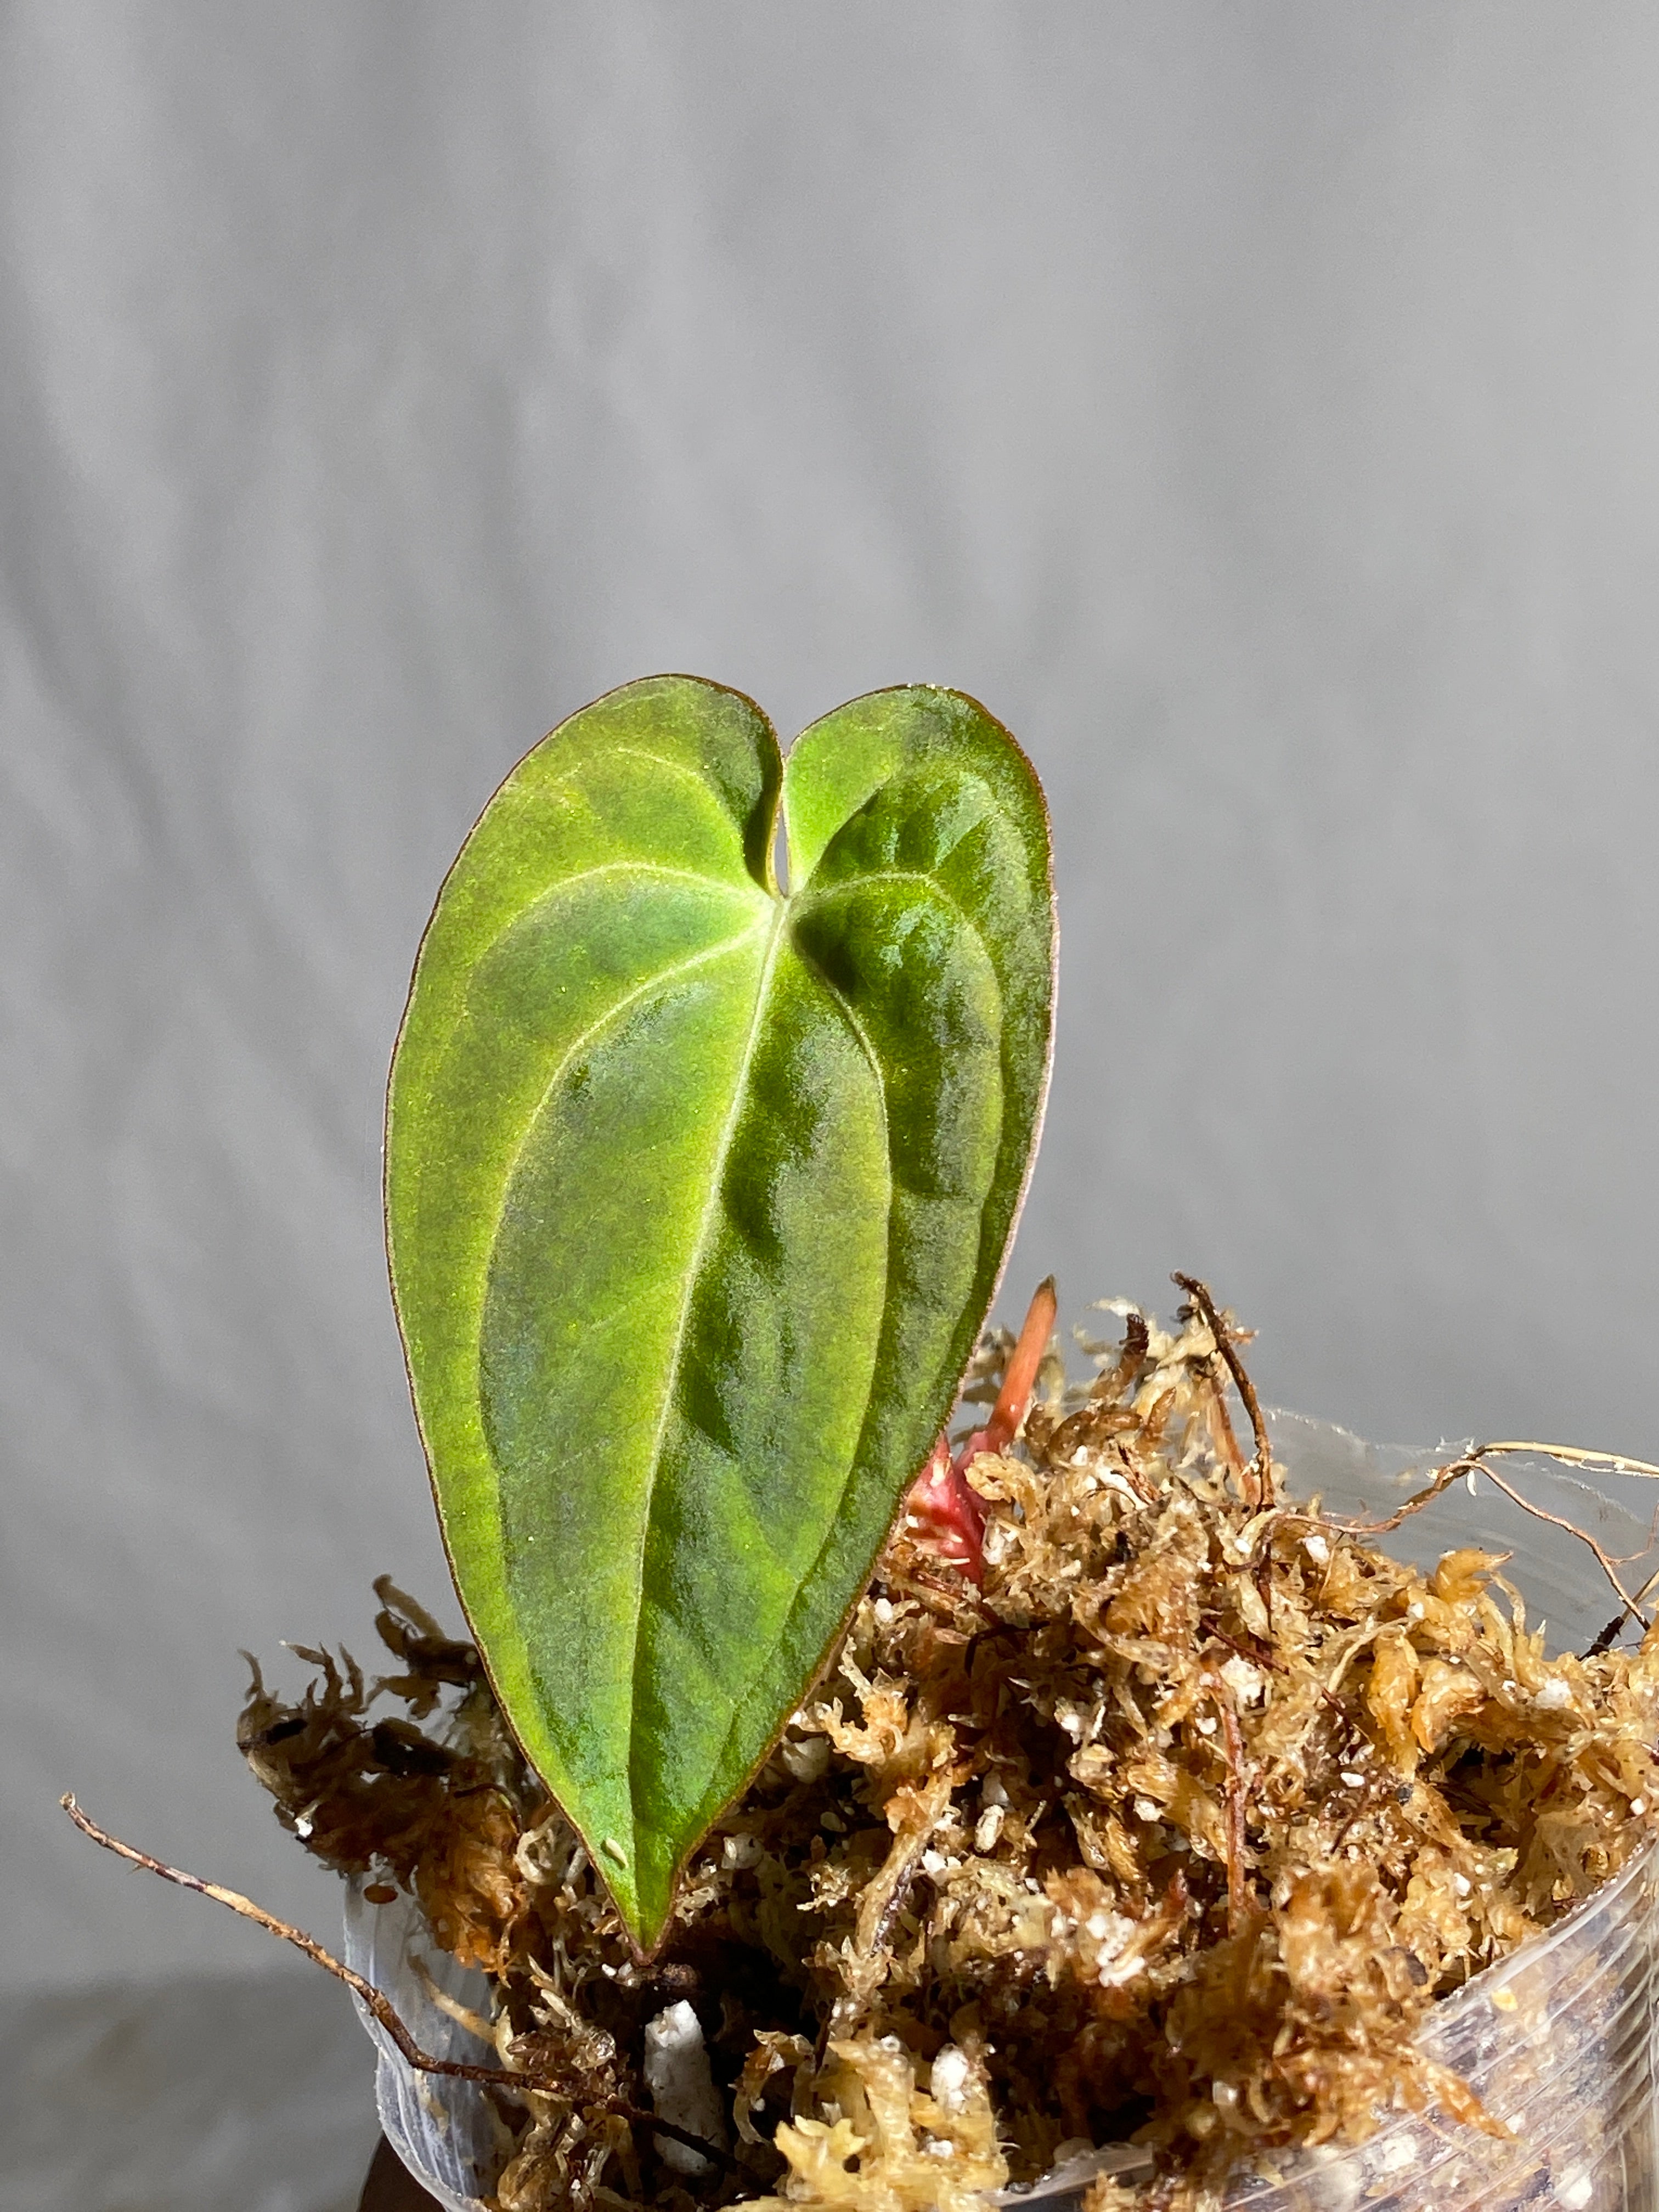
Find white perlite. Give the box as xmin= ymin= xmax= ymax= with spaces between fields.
xmin=643 ymin=2000 xmax=728 ymax=2175
xmin=929 ymin=2044 xmax=972 ymax=2111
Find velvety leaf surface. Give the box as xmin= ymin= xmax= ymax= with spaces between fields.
xmin=385 ymin=675 xmax=1054 ymax=1948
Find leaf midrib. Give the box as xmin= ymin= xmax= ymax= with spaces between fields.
xmin=679 ymin=874 xmax=998 ymax=1830
xmin=690 ymin=953 xmax=927 ymax=1814
xmin=623 ymin=894 xmax=790 ymax=1871
xmin=690 ymin=866 xmax=1018 ymax=1818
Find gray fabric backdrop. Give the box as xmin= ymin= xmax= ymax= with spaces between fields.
xmin=7 ymin=3 xmax=1659 ymax=1993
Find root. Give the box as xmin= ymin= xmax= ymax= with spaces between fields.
xmin=58 ymin=1796 xmax=735 ymax=2174
xmin=1173 ymin=1273 xmax=1274 ymax=1506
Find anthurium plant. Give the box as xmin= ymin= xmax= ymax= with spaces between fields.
xmin=66 ymin=674 xmax=1659 ymax=2212
xmin=383 ymin=675 xmax=1057 ymax=1952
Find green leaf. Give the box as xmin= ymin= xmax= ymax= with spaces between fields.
xmin=385 ymin=675 xmax=1054 ymax=1950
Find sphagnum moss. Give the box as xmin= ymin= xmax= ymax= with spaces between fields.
xmin=239 ymin=1290 xmax=1659 ymax=2212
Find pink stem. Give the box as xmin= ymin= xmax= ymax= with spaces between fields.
xmin=903 ymin=1278 xmax=1057 ymax=1585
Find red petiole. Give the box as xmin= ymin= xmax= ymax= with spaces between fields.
xmin=904 ymin=1277 xmax=1057 ymax=1585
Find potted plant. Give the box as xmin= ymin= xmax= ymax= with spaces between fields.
xmin=69 ymin=679 xmax=1659 ymax=2212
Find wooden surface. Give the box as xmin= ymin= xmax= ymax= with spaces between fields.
xmin=358 ymin=2135 xmax=445 ymax=2210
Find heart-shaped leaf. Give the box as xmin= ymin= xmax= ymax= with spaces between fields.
xmin=385 ymin=676 xmax=1054 ymax=1950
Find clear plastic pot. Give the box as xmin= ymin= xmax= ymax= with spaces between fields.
xmin=1211 ymin=1415 xmax=1659 ymax=2212
xmin=347 ymin=1414 xmax=1659 ymax=2212
xmin=346 ymin=1877 xmax=499 ymax=2212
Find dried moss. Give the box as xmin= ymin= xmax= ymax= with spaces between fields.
xmin=240 ymin=1294 xmax=1659 ymax=2212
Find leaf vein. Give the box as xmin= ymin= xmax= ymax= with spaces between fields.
xmin=482 ymin=922 xmax=770 ymax=1325
xmin=795 ymin=868 xmax=993 ymax=964
xmin=531 ymin=857 xmax=760 ymax=899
